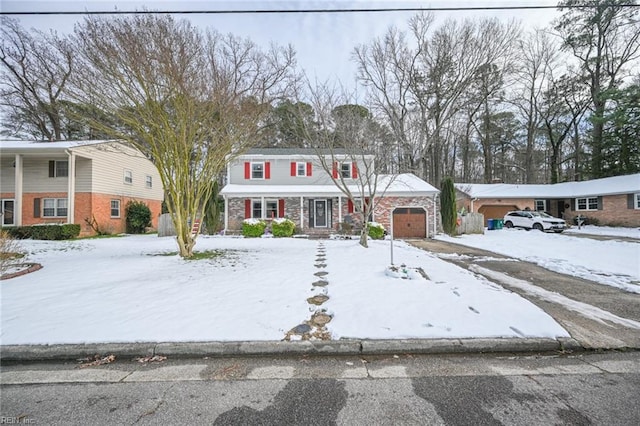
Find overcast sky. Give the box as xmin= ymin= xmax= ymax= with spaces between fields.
xmin=2 ymin=0 xmax=562 ymax=86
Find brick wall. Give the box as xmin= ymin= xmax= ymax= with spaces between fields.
xmin=226 ymin=195 xmax=440 ymax=236
xmin=2 ymin=191 xmax=161 ymax=236
xmin=568 ymin=194 xmax=640 ymax=227
xmin=374 ymin=196 xmax=439 ymax=236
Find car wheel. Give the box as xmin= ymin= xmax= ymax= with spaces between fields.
xmin=504 ymin=221 xmax=513 ymax=228
xmin=533 ymin=223 xmax=543 ymax=231
xmin=554 ymin=230 xmax=564 ymax=233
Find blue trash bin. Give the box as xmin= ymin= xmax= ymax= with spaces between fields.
xmin=487 ymin=219 xmax=494 ymax=230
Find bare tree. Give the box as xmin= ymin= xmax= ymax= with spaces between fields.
xmin=0 ymin=17 xmax=74 ymax=140
xmin=296 ymin=84 xmax=395 ymax=248
xmin=70 ymin=14 xmax=297 ymax=257
xmin=555 ymin=0 xmax=640 ymax=178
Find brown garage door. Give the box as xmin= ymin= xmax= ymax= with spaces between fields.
xmin=478 ymin=205 xmax=518 ymax=226
xmin=393 ymin=208 xmax=426 ymax=238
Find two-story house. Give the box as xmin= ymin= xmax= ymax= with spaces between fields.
xmin=0 ymin=140 xmax=164 ymax=236
xmin=220 ymin=148 xmax=440 ymax=238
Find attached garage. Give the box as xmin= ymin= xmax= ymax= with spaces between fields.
xmin=478 ymin=205 xmax=518 ymax=226
xmin=392 ymin=207 xmax=427 ymax=238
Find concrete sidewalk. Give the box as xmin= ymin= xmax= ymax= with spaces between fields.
xmin=0 ymin=337 xmax=585 ymax=363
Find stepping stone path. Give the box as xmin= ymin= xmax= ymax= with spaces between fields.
xmin=284 ymin=242 xmax=334 ymax=341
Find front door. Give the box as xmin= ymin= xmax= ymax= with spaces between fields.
xmin=2 ymin=199 xmax=15 ymax=226
xmin=314 ymin=200 xmax=327 ymax=228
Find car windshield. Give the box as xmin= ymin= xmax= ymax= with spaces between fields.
xmin=538 ymin=212 xmax=554 ymax=218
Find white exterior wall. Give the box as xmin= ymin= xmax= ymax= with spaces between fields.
xmin=74 ymin=143 xmax=163 ymax=200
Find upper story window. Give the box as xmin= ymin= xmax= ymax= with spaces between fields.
xmin=334 ymin=161 xmax=358 ymax=179
xmin=124 ymin=169 xmax=133 ymax=184
xmin=252 ymin=162 xmax=264 ymax=179
xmin=341 ymin=163 xmax=352 ymax=178
xmin=297 ymin=162 xmax=306 ymax=176
xmin=48 ymin=160 xmax=68 ymax=177
xmin=576 ymin=197 xmax=598 ymax=211
xmin=244 ymin=161 xmax=270 ymax=180
xmin=535 ymin=200 xmax=546 ymax=212
xmin=145 ymin=175 xmax=153 ymax=188
xmin=291 ymin=161 xmax=312 ymax=177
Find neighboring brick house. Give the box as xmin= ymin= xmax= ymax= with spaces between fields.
xmin=0 ymin=140 xmax=164 ymax=236
xmin=455 ymin=173 xmax=640 ymax=227
xmin=220 ymin=149 xmax=440 ymax=238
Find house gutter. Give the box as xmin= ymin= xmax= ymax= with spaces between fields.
xmin=432 ymin=194 xmax=437 ymax=237
xmin=470 ymin=197 xmax=478 ymax=213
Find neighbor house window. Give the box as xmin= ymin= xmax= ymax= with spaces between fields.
xmin=145 ymin=175 xmax=152 ymax=188
xmin=252 ymin=200 xmax=262 ymax=218
xmin=535 ymin=200 xmax=546 ymax=212
xmin=635 ymin=193 xmax=640 ymax=209
xmin=576 ymin=197 xmax=598 ymax=211
xmin=251 ymin=162 xmax=264 ymax=179
xmin=43 ymin=198 xmax=67 ymax=217
xmin=265 ymin=200 xmax=278 ymax=219
xmin=124 ymin=169 xmax=133 ymax=184
xmin=49 ymin=160 xmax=68 ymax=177
xmin=110 ymin=200 xmax=120 ymax=218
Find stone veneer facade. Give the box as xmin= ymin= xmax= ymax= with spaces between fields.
xmin=227 ymin=195 xmax=440 ymax=237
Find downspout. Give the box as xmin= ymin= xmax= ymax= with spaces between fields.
xmin=223 ymin=194 xmax=228 ymax=235
xmin=65 ymin=149 xmax=76 ymax=225
xmin=432 ymin=193 xmax=437 ymax=238
xmin=470 ymin=197 xmax=478 ymax=212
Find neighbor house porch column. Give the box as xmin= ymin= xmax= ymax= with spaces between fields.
xmin=338 ymin=196 xmax=342 ymax=224
xmin=299 ymin=196 xmax=303 ymax=229
xmin=66 ymin=150 xmax=76 ymax=224
xmin=14 ymin=154 xmax=23 ymax=226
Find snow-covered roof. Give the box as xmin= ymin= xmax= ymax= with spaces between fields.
xmin=456 ymin=173 xmax=640 ymax=198
xmin=221 ymin=173 xmax=439 ymax=197
xmin=0 ymin=139 xmax=117 ymax=151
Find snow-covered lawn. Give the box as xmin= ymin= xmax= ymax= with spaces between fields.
xmin=1 ymin=235 xmax=568 ymax=345
xmin=437 ymin=227 xmax=640 ymax=294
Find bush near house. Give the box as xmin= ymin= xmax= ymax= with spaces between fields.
xmin=5 ymin=224 xmax=81 ymax=240
xmin=368 ymin=222 xmax=385 ymax=240
xmin=126 ymin=201 xmax=152 ymax=234
xmin=271 ymin=218 xmax=295 ymax=237
xmin=242 ymin=219 xmax=266 ymax=237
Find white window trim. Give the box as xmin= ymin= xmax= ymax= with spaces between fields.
xmin=251 ymin=161 xmax=265 ymax=180
xmin=635 ymin=193 xmax=640 ymax=210
xmin=52 ymin=160 xmax=69 ymax=178
xmin=124 ymin=169 xmax=133 ymax=185
xmin=576 ymin=197 xmax=598 ymax=211
xmin=265 ymin=199 xmax=279 ymax=219
xmin=145 ymin=175 xmax=153 ymax=188
xmin=340 ymin=162 xmax=352 ymax=179
xmin=110 ymin=200 xmax=121 ymax=218
xmin=251 ymin=199 xmax=262 ymax=218
xmin=535 ymin=199 xmax=547 ymax=212
xmin=296 ymin=162 xmax=307 ymax=177
xmin=43 ymin=198 xmax=67 ymax=217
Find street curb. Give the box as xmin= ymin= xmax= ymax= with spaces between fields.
xmin=0 ymin=338 xmax=591 ymax=362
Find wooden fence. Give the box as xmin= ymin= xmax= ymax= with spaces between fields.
xmin=158 ymin=213 xmax=175 ymax=237
xmin=456 ymin=212 xmax=484 ymax=235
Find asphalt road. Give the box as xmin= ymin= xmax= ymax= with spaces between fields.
xmin=408 ymin=238 xmax=640 ymax=350
xmin=1 ymin=351 xmax=639 ymax=425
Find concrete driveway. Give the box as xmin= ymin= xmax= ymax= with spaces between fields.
xmin=409 ymin=239 xmax=640 ymax=350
